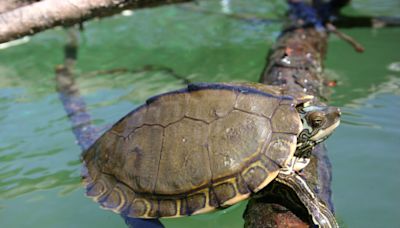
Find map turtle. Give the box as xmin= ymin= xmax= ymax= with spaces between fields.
xmin=82 ymin=82 xmax=340 ymax=227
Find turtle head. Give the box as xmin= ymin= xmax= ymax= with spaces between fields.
xmin=295 ymin=104 xmax=341 ymax=158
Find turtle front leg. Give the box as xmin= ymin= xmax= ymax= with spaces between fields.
xmin=276 ymin=171 xmax=339 ymax=228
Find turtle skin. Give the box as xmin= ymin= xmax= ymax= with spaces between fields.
xmin=82 ymin=82 xmax=307 ymax=218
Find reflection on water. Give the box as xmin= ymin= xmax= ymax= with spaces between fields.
xmin=0 ymin=37 xmax=30 ymax=50
xmin=329 ymin=91 xmax=400 ymax=227
xmin=340 ymin=77 xmax=400 ymax=128
xmin=0 ymin=0 xmax=399 ymax=227
xmin=327 ymin=52 xmax=400 ymax=227
xmin=387 ymin=62 xmax=400 ymax=72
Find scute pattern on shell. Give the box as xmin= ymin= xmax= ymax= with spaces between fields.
xmin=82 ymin=82 xmax=306 ymax=218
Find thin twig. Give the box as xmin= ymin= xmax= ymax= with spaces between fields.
xmin=326 ymin=23 xmax=365 ymax=53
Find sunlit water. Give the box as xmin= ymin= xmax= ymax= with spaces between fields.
xmin=0 ymin=1 xmax=399 ymax=227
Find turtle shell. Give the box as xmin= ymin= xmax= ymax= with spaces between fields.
xmin=82 ymin=82 xmax=306 ymax=218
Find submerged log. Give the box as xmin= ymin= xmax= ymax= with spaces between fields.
xmin=55 ymin=27 xmax=99 ymax=151
xmin=55 ymin=27 xmax=164 ymax=228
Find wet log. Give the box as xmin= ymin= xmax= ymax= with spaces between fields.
xmin=243 ymin=1 xmax=345 ymax=227
xmin=0 ymin=0 xmax=190 ymax=44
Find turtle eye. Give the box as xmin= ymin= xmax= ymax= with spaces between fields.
xmin=312 ymin=118 xmax=323 ymax=127
xmin=307 ymin=112 xmax=326 ymax=128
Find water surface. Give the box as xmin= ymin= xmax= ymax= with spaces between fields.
xmin=0 ymin=1 xmax=399 ymax=227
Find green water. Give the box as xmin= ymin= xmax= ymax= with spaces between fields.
xmin=0 ymin=1 xmax=399 ymax=227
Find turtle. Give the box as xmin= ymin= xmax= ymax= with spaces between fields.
xmin=82 ymin=82 xmax=340 ymax=227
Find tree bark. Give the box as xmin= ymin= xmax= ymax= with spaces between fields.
xmin=0 ymin=0 xmax=41 ymax=13
xmin=0 ymin=0 xmax=190 ymax=44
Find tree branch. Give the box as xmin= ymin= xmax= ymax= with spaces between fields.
xmin=0 ymin=0 xmax=190 ymax=44
xmin=0 ymin=0 xmax=41 ymax=13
